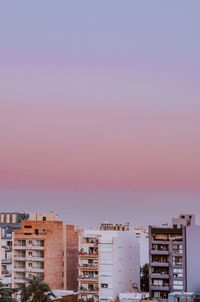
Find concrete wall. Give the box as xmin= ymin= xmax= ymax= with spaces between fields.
xmin=186 ymin=225 xmax=200 ymax=293
xmin=112 ymin=231 xmax=140 ymax=300
xmin=65 ymin=225 xmax=78 ymax=291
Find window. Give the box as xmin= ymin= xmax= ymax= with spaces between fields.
xmin=174 ymin=285 xmax=183 ymax=290
xmin=173 ymin=256 xmax=183 ymax=266
xmin=101 ymin=284 xmax=108 ymax=288
xmin=43 ymin=217 xmax=46 ymax=221
xmin=28 ymin=252 xmax=32 ymax=256
xmin=28 ymin=263 xmax=32 ymax=267
xmin=35 ymin=229 xmax=39 ymax=235
xmin=24 ymin=225 xmax=32 ymax=229
xmin=29 ymin=241 xmax=33 ymax=245
xmin=24 ymin=233 xmax=32 ymax=236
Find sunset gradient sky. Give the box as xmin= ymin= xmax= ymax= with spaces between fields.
xmin=0 ymin=1 xmax=200 ymax=226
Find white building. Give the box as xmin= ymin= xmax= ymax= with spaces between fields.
xmin=0 ymin=213 xmax=29 ymax=287
xmin=134 ymin=227 xmax=149 ymax=267
xmin=119 ymin=292 xmax=149 ymax=302
xmin=78 ymin=224 xmax=140 ymax=302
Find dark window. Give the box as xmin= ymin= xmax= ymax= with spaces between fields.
xmin=24 ymin=233 xmax=32 ymax=235
xmin=35 ymin=229 xmax=39 ymax=235
xmin=43 ymin=217 xmax=46 ymax=221
xmin=24 ymin=225 xmax=32 ymax=229
xmin=101 ymin=284 xmax=108 ymax=288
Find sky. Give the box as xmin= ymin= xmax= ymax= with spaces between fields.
xmin=0 ymin=1 xmax=200 ymax=227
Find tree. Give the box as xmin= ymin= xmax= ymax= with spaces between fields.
xmin=19 ymin=276 xmax=55 ymax=302
xmin=0 ymin=282 xmax=18 ymax=302
xmin=140 ymin=263 xmax=149 ymax=292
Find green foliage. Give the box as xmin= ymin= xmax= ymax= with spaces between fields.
xmin=140 ymin=263 xmax=149 ymax=292
xmin=0 ymin=282 xmax=18 ymax=302
xmin=19 ymin=275 xmax=55 ymax=302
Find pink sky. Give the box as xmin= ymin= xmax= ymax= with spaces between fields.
xmin=0 ymin=104 xmax=199 ymax=191
xmin=0 ymin=1 xmax=200 ymax=194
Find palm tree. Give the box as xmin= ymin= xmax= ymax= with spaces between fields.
xmin=140 ymin=263 xmax=149 ymax=292
xmin=19 ymin=283 xmax=29 ymax=302
xmin=0 ymin=282 xmax=18 ymax=302
xmin=19 ymin=275 xmax=55 ymax=302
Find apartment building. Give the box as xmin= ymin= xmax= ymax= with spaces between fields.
xmin=78 ymin=223 xmax=140 ymax=302
xmin=149 ymin=214 xmax=195 ymax=300
xmin=13 ymin=212 xmax=78 ymax=291
xmin=0 ymin=212 xmax=29 ymax=287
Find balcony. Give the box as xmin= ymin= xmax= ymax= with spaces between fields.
xmin=14 ymin=267 xmax=26 ymax=272
xmin=151 ymin=273 xmax=169 ymax=279
xmin=14 ymin=245 xmax=26 ymax=250
xmin=151 ymin=285 xmax=169 ymax=291
xmin=26 ymin=256 xmax=44 ymax=262
xmin=14 ymin=245 xmax=44 ymax=250
xmin=13 ymin=256 xmax=26 ymax=261
xmin=173 ymin=250 xmax=183 ymax=256
xmin=2 ymin=259 xmax=12 ymax=264
xmin=2 ymin=270 xmax=12 ymax=277
xmin=79 ymin=265 xmax=98 ymax=271
xmin=26 ymin=245 xmax=44 ymax=250
xmin=151 ymin=250 xmax=169 ymax=255
xmin=79 ymin=288 xmax=99 ymax=295
xmin=14 ymin=278 xmax=25 ymax=284
xmin=26 ymin=267 xmax=44 ymax=273
xmin=78 ymin=276 xmax=99 ymax=283
xmin=151 ymin=262 xmax=169 ymax=267
xmin=79 ymin=253 xmax=98 ymax=259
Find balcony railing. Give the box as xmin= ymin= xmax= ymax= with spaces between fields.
xmin=13 ymin=256 xmax=26 ymax=261
xmin=2 ymin=259 xmax=12 ymax=264
xmin=79 ymin=253 xmax=98 ymax=258
xmin=151 ymin=250 xmax=169 ymax=255
xmin=14 ymin=267 xmax=26 ymax=272
xmin=14 ymin=245 xmax=44 ymax=250
xmin=151 ymin=262 xmax=169 ymax=267
xmin=79 ymin=265 xmax=98 ymax=270
xmin=78 ymin=276 xmax=99 ymax=282
xmin=26 ymin=256 xmax=44 ymax=261
xmin=151 ymin=273 xmax=169 ymax=279
xmin=14 ymin=278 xmax=26 ymax=284
xmin=151 ymin=285 xmax=169 ymax=291
xmin=79 ymin=288 xmax=99 ymax=294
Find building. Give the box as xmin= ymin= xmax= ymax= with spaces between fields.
xmin=168 ymin=292 xmax=195 ymax=302
xmin=51 ymin=290 xmax=78 ymax=302
xmin=134 ymin=227 xmax=149 ymax=267
xmin=119 ymin=291 xmax=149 ymax=302
xmin=13 ymin=212 xmax=78 ymax=291
xmin=78 ymin=223 xmax=140 ymax=302
xmin=149 ymin=214 xmax=195 ymax=300
xmin=0 ymin=212 xmax=29 ymax=287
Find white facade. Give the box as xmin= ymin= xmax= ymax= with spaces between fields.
xmin=78 ymin=228 xmax=140 ymax=302
xmin=0 ymin=229 xmax=13 ymax=287
xmin=119 ymin=292 xmax=149 ymax=302
xmin=134 ymin=228 xmax=149 ymax=267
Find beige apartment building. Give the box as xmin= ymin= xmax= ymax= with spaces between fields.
xmin=13 ymin=212 xmax=78 ymax=291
